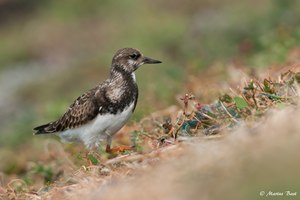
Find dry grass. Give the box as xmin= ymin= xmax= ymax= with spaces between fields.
xmin=1 ymin=65 xmax=300 ymax=200
xmin=40 ymin=106 xmax=300 ymax=200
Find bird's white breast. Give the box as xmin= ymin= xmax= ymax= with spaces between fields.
xmin=58 ymin=102 xmax=135 ymax=149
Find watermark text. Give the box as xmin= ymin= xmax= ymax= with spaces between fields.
xmin=260 ymin=190 xmax=297 ymax=197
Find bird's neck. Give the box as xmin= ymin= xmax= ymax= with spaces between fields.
xmin=110 ymin=65 xmax=136 ymax=84
xmin=107 ymin=64 xmax=138 ymax=113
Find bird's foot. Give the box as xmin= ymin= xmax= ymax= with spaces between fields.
xmin=106 ymin=144 xmax=133 ymax=153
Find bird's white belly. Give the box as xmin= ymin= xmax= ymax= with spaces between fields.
xmin=58 ymin=102 xmax=135 ymax=149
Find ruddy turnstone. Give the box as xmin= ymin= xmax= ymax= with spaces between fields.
xmin=33 ymin=48 xmax=162 ymax=152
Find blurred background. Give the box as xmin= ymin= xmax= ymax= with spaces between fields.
xmin=0 ymin=0 xmax=300 ymax=189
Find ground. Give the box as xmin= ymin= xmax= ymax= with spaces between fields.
xmin=2 ymin=64 xmax=300 ymax=200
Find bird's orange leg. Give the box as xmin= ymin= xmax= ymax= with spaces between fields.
xmin=106 ymin=144 xmax=133 ymax=153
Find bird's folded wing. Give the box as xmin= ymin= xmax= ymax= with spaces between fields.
xmin=34 ymin=88 xmax=100 ymax=134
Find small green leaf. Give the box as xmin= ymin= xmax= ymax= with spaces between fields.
xmin=219 ymin=94 xmax=233 ymax=103
xmin=244 ymin=81 xmax=255 ymax=90
xmin=88 ymin=154 xmax=98 ymax=165
xmin=234 ymin=97 xmax=248 ymax=109
xmin=263 ymin=79 xmax=274 ymax=93
xmin=76 ymin=152 xmax=83 ymax=160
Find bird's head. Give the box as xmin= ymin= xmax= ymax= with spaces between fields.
xmin=111 ymin=48 xmax=162 ymax=74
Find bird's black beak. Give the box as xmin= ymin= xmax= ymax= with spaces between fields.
xmin=143 ymin=57 xmax=162 ymax=64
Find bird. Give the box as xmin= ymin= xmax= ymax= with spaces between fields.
xmin=33 ymin=48 xmax=162 ymax=152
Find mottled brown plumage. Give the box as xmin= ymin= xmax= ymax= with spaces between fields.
xmin=34 ymin=87 xmax=96 ymax=132
xmin=33 ymin=48 xmax=161 ymax=149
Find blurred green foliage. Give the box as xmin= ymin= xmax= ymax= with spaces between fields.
xmin=0 ymin=0 xmax=299 ymax=68
xmin=30 ymin=163 xmax=54 ymax=184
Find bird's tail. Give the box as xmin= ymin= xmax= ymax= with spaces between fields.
xmin=33 ymin=122 xmax=56 ymax=135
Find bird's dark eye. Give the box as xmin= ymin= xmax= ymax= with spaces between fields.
xmin=129 ymin=53 xmax=140 ymax=60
